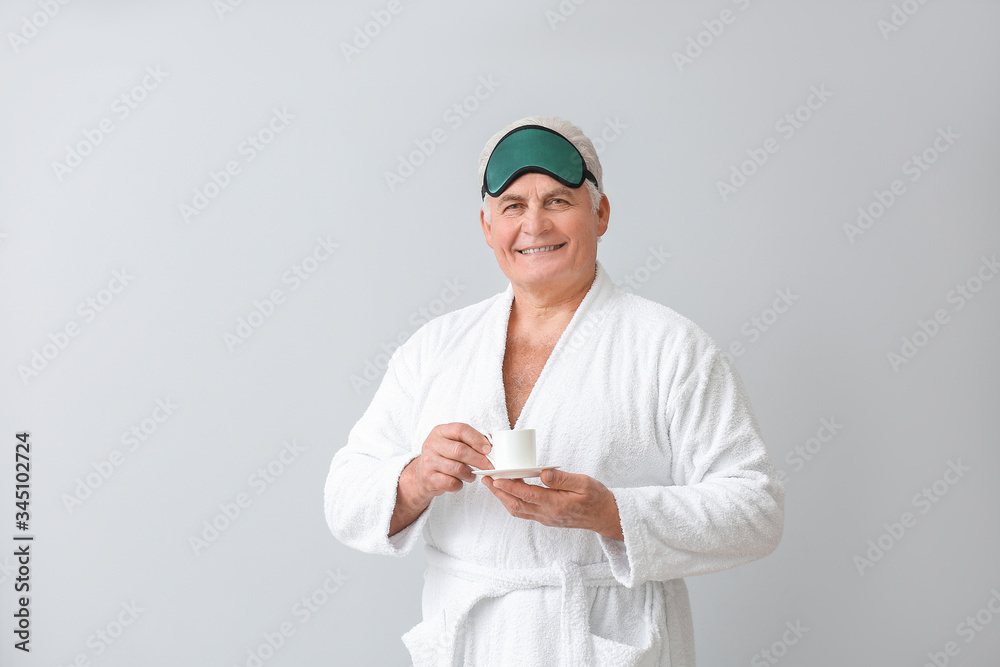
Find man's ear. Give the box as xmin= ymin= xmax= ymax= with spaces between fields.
xmin=480 ymin=205 xmax=495 ymax=249
xmin=597 ymin=194 xmax=610 ymax=237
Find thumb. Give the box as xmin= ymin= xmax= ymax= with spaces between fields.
xmin=541 ymin=468 xmax=582 ymax=490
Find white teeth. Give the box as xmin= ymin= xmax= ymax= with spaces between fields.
xmin=520 ymin=244 xmax=561 ymax=254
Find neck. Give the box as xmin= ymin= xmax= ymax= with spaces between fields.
xmin=509 ymin=264 xmax=596 ymax=332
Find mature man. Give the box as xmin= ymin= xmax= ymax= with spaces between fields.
xmin=325 ymin=116 xmax=784 ymax=666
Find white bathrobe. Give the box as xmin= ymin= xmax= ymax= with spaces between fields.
xmin=325 ymin=261 xmax=784 ymax=666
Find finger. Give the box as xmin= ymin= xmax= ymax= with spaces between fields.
xmin=492 ymin=478 xmax=548 ymax=504
xmin=483 ymin=476 xmax=521 ymax=502
xmin=483 ymin=479 xmax=565 ymax=526
xmin=426 ymin=452 xmax=480 ymax=484
xmin=540 ymin=468 xmax=585 ymax=491
xmin=426 ymin=469 xmax=464 ymax=494
xmin=484 ymin=480 xmax=540 ymax=519
xmin=446 ymin=459 xmax=478 ymax=483
xmin=439 ymin=423 xmax=493 ymax=456
xmin=447 ymin=422 xmax=493 ymax=470
xmin=430 ymin=435 xmax=492 ymax=471
xmin=421 ymin=451 xmax=478 ymax=486
xmin=481 ymin=475 xmax=497 ymax=494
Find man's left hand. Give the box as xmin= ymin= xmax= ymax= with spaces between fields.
xmin=482 ymin=469 xmax=624 ymax=541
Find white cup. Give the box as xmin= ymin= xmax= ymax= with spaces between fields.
xmin=484 ymin=429 xmax=536 ymax=470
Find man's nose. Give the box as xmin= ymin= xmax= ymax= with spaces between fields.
xmin=519 ymin=203 xmax=551 ymax=234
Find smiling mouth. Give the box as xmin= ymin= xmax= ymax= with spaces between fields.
xmin=518 ymin=243 xmax=566 ymax=255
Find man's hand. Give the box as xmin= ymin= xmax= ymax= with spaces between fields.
xmin=390 ymin=423 xmax=492 ymax=536
xmin=482 ymin=469 xmax=624 ymax=541
xmin=412 ymin=422 xmax=493 ymax=498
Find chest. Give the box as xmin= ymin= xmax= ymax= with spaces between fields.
xmin=411 ymin=314 xmax=673 ymax=486
xmin=502 ymin=337 xmax=556 ymax=428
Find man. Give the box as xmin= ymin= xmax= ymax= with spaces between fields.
xmin=325 ymin=116 xmax=784 ymax=666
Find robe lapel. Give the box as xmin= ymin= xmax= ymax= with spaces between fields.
xmin=508 ymin=262 xmax=618 ymax=435
xmin=472 ymin=281 xmax=515 ymax=433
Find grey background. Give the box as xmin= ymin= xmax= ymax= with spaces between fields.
xmin=2 ymin=1 xmax=999 ymax=665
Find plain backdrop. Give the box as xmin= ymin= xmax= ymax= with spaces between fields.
xmin=1 ymin=1 xmax=999 ymax=665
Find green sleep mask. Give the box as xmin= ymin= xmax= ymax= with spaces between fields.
xmin=481 ymin=125 xmax=598 ymax=199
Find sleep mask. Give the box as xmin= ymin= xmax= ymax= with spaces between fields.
xmin=481 ymin=125 xmax=598 ymax=199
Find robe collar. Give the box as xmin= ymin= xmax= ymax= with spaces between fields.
xmin=477 ymin=261 xmax=618 ymax=432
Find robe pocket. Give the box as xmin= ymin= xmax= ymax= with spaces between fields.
xmin=401 ymin=612 xmax=447 ymax=667
xmin=591 ymin=621 xmax=663 ymax=667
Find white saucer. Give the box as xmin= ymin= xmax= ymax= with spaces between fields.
xmin=473 ymin=465 xmax=560 ymax=480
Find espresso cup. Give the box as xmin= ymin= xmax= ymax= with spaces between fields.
xmin=484 ymin=429 xmax=536 ymax=470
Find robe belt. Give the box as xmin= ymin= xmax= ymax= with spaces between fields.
xmin=423 ymin=544 xmax=620 ymax=666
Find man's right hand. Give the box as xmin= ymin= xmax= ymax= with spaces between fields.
xmin=390 ymin=423 xmax=492 ymax=536
xmin=410 ymin=422 xmax=493 ymax=500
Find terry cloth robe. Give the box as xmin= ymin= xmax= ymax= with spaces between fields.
xmin=325 ymin=261 xmax=784 ymax=667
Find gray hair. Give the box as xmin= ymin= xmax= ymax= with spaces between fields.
xmin=479 ymin=116 xmax=604 ymax=223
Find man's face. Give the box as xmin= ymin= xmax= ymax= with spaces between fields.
xmin=480 ymin=172 xmax=610 ymax=293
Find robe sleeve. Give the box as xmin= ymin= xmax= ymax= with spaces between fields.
xmin=324 ymin=343 xmax=431 ymax=557
xmin=598 ymin=348 xmax=784 ymax=587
